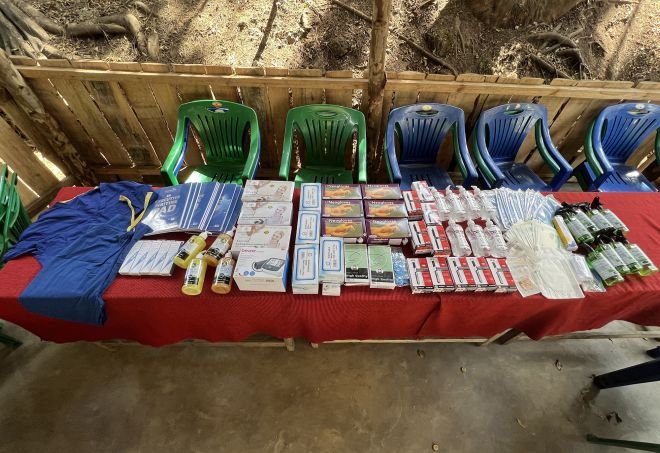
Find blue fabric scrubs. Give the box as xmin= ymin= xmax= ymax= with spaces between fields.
xmin=4 ymin=181 xmax=155 ymax=325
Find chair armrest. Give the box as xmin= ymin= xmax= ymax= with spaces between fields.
xmin=535 ymin=121 xmax=573 ymax=191
xmin=585 ymin=120 xmax=614 ymax=178
xmin=160 ymin=118 xmax=190 ymax=186
xmin=472 ymin=126 xmax=505 ymax=188
xmin=241 ymin=125 xmax=261 ymax=182
xmin=453 ymin=121 xmax=478 ymax=187
xmin=357 ymin=123 xmax=367 ymax=183
xmin=385 ymin=125 xmax=401 ymax=183
xmin=279 ymin=115 xmax=295 ymax=181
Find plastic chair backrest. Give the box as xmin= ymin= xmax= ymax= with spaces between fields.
xmin=178 ymin=100 xmax=258 ymax=164
xmin=287 ymin=105 xmax=364 ymax=168
xmin=594 ymin=103 xmax=660 ymax=165
xmin=477 ymin=103 xmax=546 ymax=164
xmin=388 ymin=104 xmax=463 ymax=164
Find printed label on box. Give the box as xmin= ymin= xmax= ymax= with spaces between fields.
xmin=320 ymin=237 xmax=345 ymax=283
xmin=231 ymin=225 xmax=292 ymax=257
xmin=403 ymin=190 xmax=423 ymax=219
xmin=368 ymin=245 xmax=395 ymax=289
xmin=322 ymin=184 xmax=362 ymax=200
xmin=300 ymin=183 xmax=322 ymax=211
xmin=366 ymin=218 xmax=411 ymax=245
xmin=292 ymin=244 xmax=319 ymax=294
xmin=296 ymin=211 xmax=321 ymax=244
xmin=362 ymin=184 xmax=403 ymax=200
xmin=344 ymin=243 xmax=369 ymax=285
xmin=411 ymin=181 xmax=435 ymax=202
xmin=364 ymin=199 xmax=408 ymax=218
xmin=322 ymin=218 xmax=366 ymax=243
xmin=322 ymin=199 xmax=364 ymax=217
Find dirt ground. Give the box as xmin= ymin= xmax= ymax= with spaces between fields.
xmin=29 ymin=0 xmax=660 ymax=81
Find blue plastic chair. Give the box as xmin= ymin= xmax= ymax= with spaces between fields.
xmin=574 ymin=103 xmax=659 ymax=192
xmin=472 ymin=103 xmax=572 ymax=191
xmin=385 ymin=104 xmax=478 ymax=190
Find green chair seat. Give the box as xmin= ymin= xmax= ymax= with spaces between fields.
xmin=185 ymin=163 xmax=247 ymax=185
xmin=293 ymin=166 xmax=355 ymax=185
xmin=279 ymin=104 xmax=367 ymax=187
xmin=161 ymin=100 xmax=260 ymax=186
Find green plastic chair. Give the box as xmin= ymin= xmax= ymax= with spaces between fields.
xmin=160 ymin=100 xmax=261 ymax=186
xmin=1 ymin=164 xmax=31 ymax=268
xmin=278 ymin=104 xmax=367 ymax=186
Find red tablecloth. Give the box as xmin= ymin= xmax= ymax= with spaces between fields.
xmin=0 ymin=188 xmax=659 ymax=346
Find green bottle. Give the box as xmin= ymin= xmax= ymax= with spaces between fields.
xmin=591 ymin=197 xmax=629 ymax=234
xmin=571 ymin=203 xmax=598 ymax=234
xmin=583 ymin=203 xmax=613 ymax=231
xmin=594 ymin=233 xmax=631 ymax=275
xmin=615 ymin=233 xmax=658 ymax=276
xmin=557 ymin=207 xmax=593 ymax=244
xmin=601 ymin=230 xmax=642 ymax=274
xmin=579 ymin=244 xmax=624 ymax=286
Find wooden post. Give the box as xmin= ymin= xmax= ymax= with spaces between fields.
xmin=0 ymin=50 xmax=96 ymax=185
xmin=365 ymin=0 xmax=391 ymax=176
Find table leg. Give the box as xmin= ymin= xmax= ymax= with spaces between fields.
xmin=594 ymin=359 xmax=660 ymax=389
xmin=586 ymin=434 xmax=660 ymax=452
xmin=284 ymin=337 xmax=295 ymax=352
xmin=647 ymin=346 xmax=660 ymax=359
xmin=480 ymin=328 xmax=523 ymax=346
xmin=310 ymin=342 xmax=319 ymax=349
xmin=480 ymin=329 xmax=513 ymax=347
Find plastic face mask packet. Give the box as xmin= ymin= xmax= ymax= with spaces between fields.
xmin=533 ymin=249 xmax=584 ymax=299
xmin=505 ymin=253 xmax=541 ymax=297
xmin=505 ymin=220 xmax=561 ymax=252
xmin=569 ymin=254 xmax=606 ymax=292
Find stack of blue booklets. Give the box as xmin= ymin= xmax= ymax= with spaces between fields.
xmin=141 ymin=182 xmax=243 ymax=235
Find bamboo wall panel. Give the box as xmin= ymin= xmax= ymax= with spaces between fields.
xmin=325 ymin=70 xmax=354 ymax=107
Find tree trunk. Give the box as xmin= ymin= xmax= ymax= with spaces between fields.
xmin=465 ymin=0 xmax=585 ymax=27
xmin=366 ymin=0 xmax=391 ymax=176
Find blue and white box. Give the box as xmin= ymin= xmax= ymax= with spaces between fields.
xmin=299 ymin=183 xmax=322 ymax=212
xmin=295 ymin=211 xmax=321 ymax=244
xmin=292 ymin=244 xmax=319 ymax=294
xmin=319 ymin=237 xmax=345 ymax=283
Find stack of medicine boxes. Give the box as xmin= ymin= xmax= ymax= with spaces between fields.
xmin=232 ymin=180 xmax=294 ymax=292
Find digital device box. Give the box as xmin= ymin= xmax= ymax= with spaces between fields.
xmin=231 ymin=225 xmax=291 ymax=257
xmin=233 ymin=247 xmax=289 ymax=292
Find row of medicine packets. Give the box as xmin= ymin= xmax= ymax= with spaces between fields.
xmin=293 ymin=183 xmax=323 ymax=294
xmin=292 ymin=237 xmax=346 ymax=296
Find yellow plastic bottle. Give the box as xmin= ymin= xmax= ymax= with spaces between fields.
xmin=173 ymin=231 xmax=208 ymax=269
xmin=182 ymin=253 xmax=207 ymax=296
xmin=211 ymin=253 xmax=235 ymax=294
xmin=204 ymin=230 xmax=235 ymax=267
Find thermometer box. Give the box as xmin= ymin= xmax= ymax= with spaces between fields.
xmin=292 ymin=244 xmax=319 ymax=295
xmin=234 ymin=247 xmax=289 ymax=292
xmin=429 ymin=225 xmax=451 ymax=256
xmin=299 ymin=183 xmax=322 ymax=212
xmin=466 ymin=257 xmax=497 ymax=291
xmin=447 ymin=257 xmax=475 ymax=291
xmin=406 ymin=258 xmax=434 ymax=294
xmin=319 ymin=237 xmax=345 ymax=283
xmin=242 ymin=180 xmax=294 ymax=202
xmin=487 ymin=258 xmax=517 ymax=292
xmin=409 ymin=220 xmax=432 ymax=255
xmin=402 ymin=190 xmax=423 ymax=220
xmin=411 ymin=180 xmax=435 ymax=202
xmin=427 ymin=257 xmax=455 ymax=292
xmin=296 ymin=211 xmax=321 ymax=244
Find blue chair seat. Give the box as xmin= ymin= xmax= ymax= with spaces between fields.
xmin=498 ymin=162 xmax=551 ymax=191
xmin=574 ymin=161 xmax=657 ymax=192
xmin=398 ymin=164 xmax=455 ymax=190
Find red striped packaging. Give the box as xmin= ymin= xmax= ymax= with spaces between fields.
xmin=429 ymin=225 xmax=451 ymax=256
xmin=409 ymin=220 xmax=432 ymax=255
xmin=466 ymin=257 xmax=497 ymax=291
xmin=447 ymin=257 xmax=472 ymax=291
xmin=407 ymin=258 xmax=435 ymax=293
xmin=487 ymin=258 xmax=517 ymax=292
xmin=427 ymin=257 xmax=455 ymax=292
xmin=402 ymin=191 xmax=423 ymax=220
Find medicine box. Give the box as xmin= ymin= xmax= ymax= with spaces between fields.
xmin=292 ymin=244 xmax=319 ymax=295
xmin=237 ymin=201 xmax=293 ymax=226
xmin=319 ymin=237 xmax=345 ymax=283
xmin=322 ymin=282 xmax=341 ymax=296
xmin=321 ymin=218 xmax=366 ymax=243
xmin=487 ymin=258 xmax=517 ymax=292
xmin=296 ymin=211 xmax=321 ymax=244
xmin=233 ymin=247 xmax=289 ymax=292
xmin=447 ymin=256 xmax=474 ymax=291
xmin=366 ymin=218 xmax=411 ymax=245
xmin=242 ymin=180 xmax=294 ymax=202
xmin=322 ymin=199 xmax=364 ymax=218
xmin=361 ymin=184 xmax=403 ymax=200
xmin=429 ymin=225 xmax=451 ymax=256
xmin=120 ymin=240 xmax=183 ymax=276
xmin=427 ymin=257 xmax=455 ymax=292
xmin=364 ymin=199 xmax=407 ymax=218
xmin=368 ymin=245 xmax=395 ymax=289
xmin=344 ymin=243 xmax=369 ymax=285
xmin=402 ymin=190 xmax=423 ymax=220
xmin=411 ymin=180 xmax=434 ymax=202
xmin=299 ymin=183 xmax=322 ymax=212
xmin=406 ymin=258 xmax=434 ymax=294
xmin=322 ymin=184 xmax=362 ymax=200
xmin=409 ymin=220 xmax=432 ymax=255
xmin=466 ymin=257 xmax=497 ymax=291
xmin=231 ymin=225 xmax=292 ymax=257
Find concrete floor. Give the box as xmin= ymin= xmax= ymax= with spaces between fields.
xmin=0 ymin=328 xmax=659 ymax=453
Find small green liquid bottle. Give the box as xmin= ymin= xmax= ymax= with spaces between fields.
xmin=573 ymin=203 xmax=598 ymax=234
xmin=580 ymin=244 xmax=624 ymax=286
xmin=587 ymin=207 xmax=613 ymax=231
xmin=558 ymin=208 xmax=593 ymax=244
xmin=615 ymin=233 xmax=658 ymax=276
xmin=595 ymin=237 xmax=631 ymax=275
xmin=591 ymin=197 xmax=629 ymax=234
xmin=606 ymin=235 xmax=642 ymax=275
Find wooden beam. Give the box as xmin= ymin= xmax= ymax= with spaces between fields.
xmin=93 ymin=165 xmax=162 ymax=176
xmin=0 ymin=50 xmax=96 ymax=185
xmin=11 ymin=63 xmax=660 ymax=100
xmin=366 ymin=0 xmax=392 ymax=172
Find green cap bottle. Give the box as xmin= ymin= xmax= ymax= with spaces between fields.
xmin=615 ymin=232 xmax=658 ymax=276
xmin=578 ymin=244 xmax=624 ymax=286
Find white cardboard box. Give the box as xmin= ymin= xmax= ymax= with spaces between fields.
xmin=237 ymin=201 xmax=293 ymax=226
xmin=292 ymin=244 xmax=319 ymax=294
xmin=242 ymin=180 xmax=294 ymax=202
xmin=230 ymin=225 xmax=291 ymax=258
xmin=319 ymin=237 xmax=345 ymax=283
xmin=233 ymin=247 xmax=289 ymax=292
xmin=295 ymin=211 xmax=321 ymax=244
xmin=299 ymin=183 xmax=322 ymax=212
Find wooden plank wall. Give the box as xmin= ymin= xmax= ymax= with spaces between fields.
xmin=1 ymin=57 xmax=659 ymax=212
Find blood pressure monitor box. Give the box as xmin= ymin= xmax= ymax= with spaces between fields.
xmin=234 ymin=247 xmax=289 ymax=292
xmin=292 ymin=244 xmax=319 ymax=294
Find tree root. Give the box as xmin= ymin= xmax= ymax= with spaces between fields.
xmin=528 ymin=31 xmax=578 ymax=48
xmin=146 ymin=32 xmax=159 ymax=61
xmin=98 ymin=13 xmax=147 ymax=56
xmin=9 ymin=0 xmax=63 ymax=35
xmin=528 ymin=53 xmax=572 ymax=79
xmin=66 ymin=23 xmax=128 ymax=38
